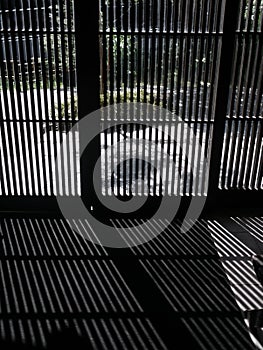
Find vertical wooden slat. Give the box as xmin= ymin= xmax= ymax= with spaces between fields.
xmin=102 ymin=0 xmax=108 ymax=106
xmin=109 ymin=2 xmax=114 ymax=105
xmin=0 ymin=5 xmax=16 ymax=195
xmin=188 ymin=1 xmax=202 ymax=194
xmin=161 ymin=0 xmax=172 ymax=110
xmin=219 ymin=0 xmax=263 ymax=192
xmin=8 ymin=2 xmax=30 ymax=196
xmin=116 ymin=0 xmax=121 ymax=104
xmin=167 ymin=2 xmax=178 ymax=112
xmin=1 ymin=3 xmax=24 ymax=196
xmin=136 ymin=0 xmax=142 ymax=103
xmin=51 ymin=0 xmax=64 ymax=195
xmin=131 ymin=2 xmax=136 ymax=103
xmin=30 ymin=0 xmax=49 ymax=195
xmin=143 ymin=1 xmax=149 ymax=103
xmin=36 ymin=0 xmax=54 ymax=196
xmin=156 ymin=0 xmax=164 ymax=107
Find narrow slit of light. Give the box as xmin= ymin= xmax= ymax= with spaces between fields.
xmin=41 ymin=260 xmax=66 ymax=313
xmin=177 ymin=219 xmax=214 ymax=255
xmin=119 ymin=218 xmax=151 ymax=252
xmin=18 ymin=319 xmax=26 ymax=346
xmin=72 ymin=261 xmax=100 ymax=313
xmin=110 ymin=319 xmax=127 ymax=348
xmin=79 ymin=263 xmax=111 ymax=311
xmin=151 ymin=219 xmax=182 ymax=255
xmin=226 ymin=278 xmax=263 ymax=310
xmin=206 ymin=224 xmax=240 ymax=257
xmin=107 ymin=260 xmax=143 ymax=312
xmin=110 ymin=219 xmax=138 ymax=253
xmin=14 ymin=219 xmax=30 ymax=255
xmin=0 ymin=261 xmax=11 ymax=313
xmin=3 ymin=219 xmax=15 ymax=256
xmin=204 ymin=317 xmax=250 ymax=349
xmin=132 ymin=219 xmax=166 ymax=255
xmin=258 ymin=137 xmax=263 ymax=189
xmin=93 ymin=261 xmax=127 ymax=312
xmin=70 ymin=219 xmax=95 ymax=256
xmin=84 ymin=219 xmax=108 ymax=255
xmin=139 ymin=259 xmax=184 ymax=311
xmin=182 ymin=317 xmax=215 ymax=350
xmin=124 ymin=219 xmax=159 ymax=255
xmin=27 ymin=261 xmax=46 ymax=313
xmin=53 ymin=219 xmax=74 ymax=256
xmin=117 ymin=319 xmax=138 ymax=350
xmin=86 ymin=260 xmax=118 ymax=313
xmin=100 ymin=319 xmax=118 ymax=350
xmin=251 ymin=217 xmax=263 ymax=231
xmin=179 ymin=219 xmax=218 ymax=254
xmin=166 ymin=259 xmax=224 ymax=311
xmin=40 ymin=219 xmax=60 ymax=256
xmin=232 ymin=217 xmax=263 ymax=242
xmin=192 ymin=260 xmax=236 ymax=309
xmin=237 ymin=123 xmax=249 ymax=188
xmin=21 ymin=219 xmax=39 ymax=256
xmin=107 ymin=319 xmax=128 ymax=349
xmin=57 ymin=261 xmax=83 ymax=312
xmin=159 ymin=219 xmax=194 ymax=255
xmin=179 ymin=265 xmax=231 ymax=311
xmin=35 ymin=260 xmax=56 ymax=313
xmin=153 ymin=219 xmax=188 ymax=255
xmin=101 ymin=261 xmax=138 ymax=313
xmin=113 ymin=219 xmax=145 ymax=254
xmin=0 ymin=125 xmax=9 ymax=195
xmin=153 ymin=259 xmax=203 ymax=311
xmin=245 ymin=216 xmax=263 ymax=237
xmin=9 ymin=219 xmax=22 ymax=256
xmin=229 ymin=283 xmax=263 ymax=310
xmin=65 ymin=218 xmax=93 ymax=255
xmin=222 ymin=260 xmax=260 ymax=285
xmin=46 ymin=219 xmax=66 ymax=256
xmin=162 ymin=219 xmax=202 ymax=255
xmin=3 ymin=123 xmax=15 ymax=195
xmin=10 ymin=122 xmax=22 ymax=195
xmin=244 ymin=319 xmax=263 ymax=350
xmin=76 ymin=219 xmax=101 ymax=256
xmin=197 ymin=317 xmax=234 ymax=349
xmin=250 ymin=123 xmax=262 ymax=189
xmin=127 ymin=319 xmax=150 ymax=349
xmin=8 ymin=319 xmax=16 ymax=344
xmin=207 ymin=220 xmax=254 ymax=256
xmin=6 ymin=260 xmax=21 ymax=313
xmin=243 ymin=123 xmax=254 ymax=189
xmin=49 ymin=260 xmax=74 ymax=312
xmin=142 ymin=219 xmax=174 ymax=255
xmin=217 ymin=318 xmax=255 ymax=349
xmin=36 ymin=319 xmax=47 ymax=349
xmin=247 ymin=217 xmax=263 ymax=239
xmin=142 ymin=319 xmax=168 ymax=350
xmin=29 ymin=218 xmax=49 ymax=256
xmin=248 ymin=123 xmax=261 ymax=189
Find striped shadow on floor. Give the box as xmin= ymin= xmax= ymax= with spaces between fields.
xmin=0 ymin=216 xmax=261 ymax=349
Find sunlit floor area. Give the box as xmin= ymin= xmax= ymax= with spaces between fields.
xmin=0 ymin=215 xmax=262 ymax=349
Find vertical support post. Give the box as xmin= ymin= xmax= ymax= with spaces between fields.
xmin=207 ymin=0 xmax=240 ymax=207
xmin=74 ymin=2 xmax=101 ymax=205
